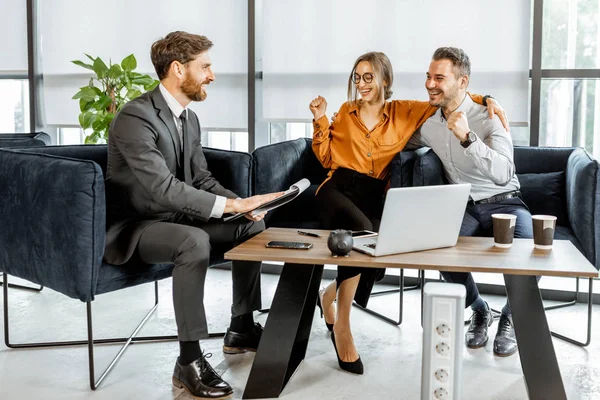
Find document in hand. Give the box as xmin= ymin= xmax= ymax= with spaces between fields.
xmin=222 ymin=178 xmax=311 ymax=222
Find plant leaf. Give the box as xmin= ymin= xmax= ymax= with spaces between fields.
xmin=79 ymin=98 xmax=93 ymax=112
xmin=92 ymin=57 xmax=109 ymax=79
xmin=108 ymin=64 xmax=122 ymax=79
xmin=73 ymin=86 xmax=97 ymax=101
xmin=131 ymin=75 xmax=155 ymax=86
xmin=84 ymin=133 xmax=99 ymax=144
xmin=145 ymin=80 xmax=160 ymax=91
xmin=84 ymin=53 xmax=96 ymax=63
xmin=94 ymin=94 xmax=113 ymax=111
xmin=126 ymin=89 xmax=142 ymax=100
xmin=79 ymin=111 xmax=96 ymax=130
xmin=121 ymin=54 xmax=137 ymax=71
xmin=71 ymin=60 xmax=94 ymax=70
xmin=92 ymin=116 xmax=108 ymax=131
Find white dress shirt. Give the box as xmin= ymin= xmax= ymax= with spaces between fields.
xmin=408 ymin=94 xmax=520 ymax=201
xmin=158 ymin=84 xmax=226 ymax=218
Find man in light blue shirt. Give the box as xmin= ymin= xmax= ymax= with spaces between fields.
xmin=409 ymin=47 xmax=533 ymax=357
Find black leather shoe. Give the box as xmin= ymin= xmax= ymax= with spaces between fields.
xmin=222 ymin=322 xmax=263 ymax=354
xmin=331 ymin=331 xmax=363 ymax=375
xmin=465 ymin=305 xmax=493 ymax=348
xmin=317 ymin=288 xmax=334 ymax=332
xmin=493 ymin=314 xmax=518 ymax=357
xmin=172 ymin=354 xmax=233 ymax=399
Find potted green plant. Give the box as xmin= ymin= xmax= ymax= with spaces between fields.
xmin=72 ymin=54 xmax=159 ymax=144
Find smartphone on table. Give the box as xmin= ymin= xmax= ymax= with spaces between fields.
xmin=351 ymin=230 xmax=378 ymax=238
xmin=265 ymin=241 xmax=313 ymax=250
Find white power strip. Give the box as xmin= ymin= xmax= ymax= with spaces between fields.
xmin=421 ymin=282 xmax=466 ymax=400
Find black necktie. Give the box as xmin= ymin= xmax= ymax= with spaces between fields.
xmin=179 ymin=112 xmax=193 ymax=185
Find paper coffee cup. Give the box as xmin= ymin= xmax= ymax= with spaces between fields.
xmin=532 ymin=215 xmax=557 ymax=250
xmin=492 ymin=214 xmax=517 ymax=248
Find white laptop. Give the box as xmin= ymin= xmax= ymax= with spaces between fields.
xmin=352 ymin=184 xmax=471 ymax=256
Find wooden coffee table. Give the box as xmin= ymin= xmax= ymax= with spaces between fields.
xmin=225 ymin=228 xmax=598 ymax=400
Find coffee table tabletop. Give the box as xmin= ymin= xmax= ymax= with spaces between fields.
xmin=226 ymin=227 xmax=598 ymax=278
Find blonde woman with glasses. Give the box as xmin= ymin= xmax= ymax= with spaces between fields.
xmin=309 ymin=51 xmax=508 ymax=374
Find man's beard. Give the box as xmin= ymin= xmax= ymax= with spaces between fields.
xmin=430 ymin=86 xmax=459 ymax=108
xmin=181 ymin=74 xmax=207 ymax=102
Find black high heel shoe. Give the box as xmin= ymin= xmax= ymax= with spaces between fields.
xmin=317 ymin=289 xmax=334 ymax=332
xmin=331 ymin=332 xmax=363 ymax=375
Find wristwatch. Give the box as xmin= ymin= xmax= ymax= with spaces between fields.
xmin=460 ymin=131 xmax=477 ymax=148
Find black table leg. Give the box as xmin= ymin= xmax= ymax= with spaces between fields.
xmin=504 ymin=274 xmax=567 ymax=400
xmin=243 ymin=263 xmax=323 ymax=399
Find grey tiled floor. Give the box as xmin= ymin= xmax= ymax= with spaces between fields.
xmin=1 ymin=269 xmax=599 ymax=399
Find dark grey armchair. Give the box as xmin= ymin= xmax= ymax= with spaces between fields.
xmin=0 ymin=132 xmax=51 ymax=292
xmin=0 ymin=144 xmax=253 ymax=389
xmin=0 ymin=132 xmax=51 ymax=148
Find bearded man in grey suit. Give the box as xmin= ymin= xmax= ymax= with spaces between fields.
xmin=104 ymin=31 xmax=281 ymax=399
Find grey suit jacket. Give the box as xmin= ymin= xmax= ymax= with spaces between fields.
xmin=104 ymin=86 xmax=237 ymax=265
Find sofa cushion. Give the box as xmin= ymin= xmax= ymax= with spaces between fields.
xmin=517 ymin=171 xmax=568 ymax=226
xmin=413 ymin=148 xmax=445 ymax=186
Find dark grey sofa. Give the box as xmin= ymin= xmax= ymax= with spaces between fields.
xmin=254 ymin=138 xmax=600 ymax=270
xmin=398 ymin=146 xmax=600 ymax=270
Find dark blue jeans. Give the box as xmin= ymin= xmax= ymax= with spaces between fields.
xmin=441 ymin=197 xmax=533 ymax=310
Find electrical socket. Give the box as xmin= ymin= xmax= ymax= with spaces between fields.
xmin=435 ymin=342 xmax=450 ymax=357
xmin=434 ymin=369 xmax=449 ymax=382
xmin=436 ymin=323 xmax=451 ymax=337
xmin=421 ymin=282 xmax=466 ymax=400
xmin=434 ymin=387 xmax=449 ymax=400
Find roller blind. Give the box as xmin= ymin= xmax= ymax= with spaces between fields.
xmin=0 ymin=0 xmax=28 ymax=74
xmin=263 ymin=0 xmax=531 ymax=124
xmin=41 ymin=0 xmax=247 ymax=129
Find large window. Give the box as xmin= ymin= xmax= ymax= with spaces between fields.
xmin=0 ymin=80 xmax=30 ymax=133
xmin=540 ymin=79 xmax=599 ymax=152
xmin=202 ymin=130 xmax=249 ymax=152
xmin=0 ymin=0 xmax=28 ymax=133
xmin=542 ymin=0 xmax=599 ymax=69
xmin=539 ymin=0 xmax=600 ymax=158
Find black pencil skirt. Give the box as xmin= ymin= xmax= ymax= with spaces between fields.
xmin=316 ymin=168 xmax=387 ymax=307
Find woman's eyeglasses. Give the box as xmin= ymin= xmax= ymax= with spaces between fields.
xmin=352 ymin=72 xmax=374 ymax=84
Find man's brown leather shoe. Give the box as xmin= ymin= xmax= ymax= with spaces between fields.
xmin=172 ymin=354 xmax=233 ymax=399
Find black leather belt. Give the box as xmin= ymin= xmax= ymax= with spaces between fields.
xmin=470 ymin=190 xmax=521 ymax=205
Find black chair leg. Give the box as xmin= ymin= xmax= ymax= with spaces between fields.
xmin=547 ymin=278 xmax=593 ymax=347
xmin=0 ymin=275 xmax=43 ymax=292
xmin=353 ymin=269 xmax=425 ymax=326
xmin=3 ymin=276 xmax=225 ymax=390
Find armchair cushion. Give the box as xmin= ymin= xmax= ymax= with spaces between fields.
xmin=517 ymin=171 xmax=568 ymax=225
xmin=413 ymin=148 xmax=446 ymax=186
xmin=252 ymin=138 xmax=327 ymax=228
xmin=0 ymin=148 xmax=105 ymax=301
xmin=204 ymin=147 xmax=252 ymax=198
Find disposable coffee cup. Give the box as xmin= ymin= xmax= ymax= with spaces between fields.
xmin=532 ymin=215 xmax=557 ymax=250
xmin=492 ymin=214 xmax=517 ymax=248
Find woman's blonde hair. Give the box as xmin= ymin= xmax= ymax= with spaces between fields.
xmin=347 ymin=52 xmax=394 ymax=103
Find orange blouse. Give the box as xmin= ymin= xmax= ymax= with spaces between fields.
xmin=312 ymin=95 xmax=484 ymax=189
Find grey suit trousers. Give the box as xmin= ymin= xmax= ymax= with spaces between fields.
xmin=137 ymin=215 xmax=264 ymax=341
